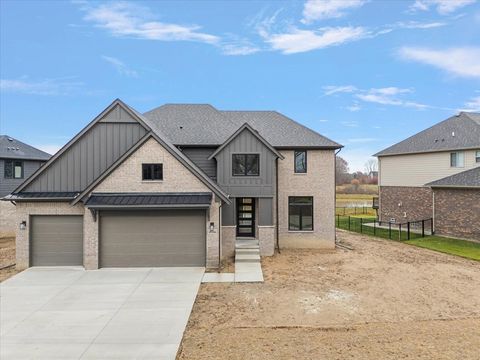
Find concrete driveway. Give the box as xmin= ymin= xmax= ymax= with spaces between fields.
xmin=0 ymin=267 xmax=204 ymax=360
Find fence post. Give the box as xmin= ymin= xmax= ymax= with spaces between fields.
xmin=422 ymin=220 xmax=425 ymax=237
xmin=374 ymin=219 xmax=376 ymax=236
xmin=407 ymin=222 xmax=410 ymax=240
xmin=389 ymin=222 xmax=391 ymax=239
xmin=360 ymin=217 xmax=363 ymax=233
xmin=348 ymin=216 xmax=351 ymax=231
xmin=399 ymin=224 xmax=402 ymax=241
xmin=431 ymin=218 xmax=434 ymax=235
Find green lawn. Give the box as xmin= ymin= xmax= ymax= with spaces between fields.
xmin=406 ymin=236 xmax=480 ymax=261
xmin=336 ymin=215 xmax=480 ymax=261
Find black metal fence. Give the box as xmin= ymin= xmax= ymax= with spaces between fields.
xmin=336 ymin=215 xmax=433 ymax=241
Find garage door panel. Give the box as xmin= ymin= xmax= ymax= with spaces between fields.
xmin=31 ymin=215 xmax=83 ymax=266
xmin=100 ymin=210 xmax=206 ymax=267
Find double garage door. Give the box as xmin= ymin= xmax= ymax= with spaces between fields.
xmin=30 ymin=210 xmax=206 ymax=267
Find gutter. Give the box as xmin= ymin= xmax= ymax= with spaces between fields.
xmin=334 ymin=148 xmax=342 ymax=244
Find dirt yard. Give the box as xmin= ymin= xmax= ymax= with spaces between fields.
xmin=0 ymin=237 xmax=19 ymax=282
xmin=178 ymin=230 xmax=480 ymax=360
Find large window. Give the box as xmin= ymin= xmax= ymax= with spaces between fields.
xmin=142 ymin=163 xmax=163 ymax=180
xmin=288 ymin=197 xmax=313 ymax=231
xmin=232 ymin=154 xmax=259 ymax=176
xmin=476 ymin=150 xmax=480 ymax=163
xmin=450 ymin=152 xmax=464 ymax=168
xmin=4 ymin=160 xmax=23 ymax=179
xmin=294 ymin=150 xmax=307 ymax=173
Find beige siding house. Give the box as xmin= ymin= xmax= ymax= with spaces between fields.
xmin=375 ymin=112 xmax=480 ymax=240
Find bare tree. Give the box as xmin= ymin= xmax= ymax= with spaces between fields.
xmin=336 ymin=156 xmax=349 ymax=185
xmin=364 ymin=159 xmax=378 ymax=175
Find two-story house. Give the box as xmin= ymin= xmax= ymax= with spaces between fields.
xmin=4 ymin=100 xmax=341 ymax=269
xmin=375 ymin=112 xmax=480 ymax=240
xmin=0 ymin=135 xmax=50 ymax=236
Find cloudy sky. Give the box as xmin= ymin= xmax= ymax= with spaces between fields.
xmin=1 ymin=0 xmax=479 ymax=171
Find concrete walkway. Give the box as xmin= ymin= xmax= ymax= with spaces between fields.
xmin=234 ymin=239 xmax=264 ymax=282
xmin=0 ymin=267 xmax=204 ymax=360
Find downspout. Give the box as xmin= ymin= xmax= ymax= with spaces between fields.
xmin=275 ymin=157 xmax=280 ymax=253
xmin=334 ymin=148 xmax=342 ymax=244
xmin=218 ymin=198 xmax=224 ymax=270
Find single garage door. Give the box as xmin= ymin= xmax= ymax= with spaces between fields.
xmin=100 ymin=210 xmax=206 ymax=267
xmin=30 ymin=215 xmax=83 ymax=266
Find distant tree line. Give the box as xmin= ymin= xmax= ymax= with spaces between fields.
xmin=336 ymin=156 xmax=378 ymax=186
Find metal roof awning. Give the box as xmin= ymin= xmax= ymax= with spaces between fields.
xmin=84 ymin=192 xmax=213 ymax=209
xmin=3 ymin=192 xmax=79 ymax=201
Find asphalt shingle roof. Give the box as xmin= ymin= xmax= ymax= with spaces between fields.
xmin=0 ymin=135 xmax=51 ymax=161
xmin=426 ymin=166 xmax=480 ymax=188
xmin=374 ymin=112 xmax=480 ymax=157
xmin=85 ymin=192 xmax=212 ymax=208
xmin=143 ymin=104 xmax=341 ymax=148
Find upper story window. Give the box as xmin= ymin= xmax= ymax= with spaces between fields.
xmin=294 ymin=150 xmax=307 ymax=173
xmin=450 ymin=152 xmax=464 ymax=168
xmin=142 ymin=163 xmax=163 ymax=180
xmin=4 ymin=160 xmax=23 ymax=179
xmin=476 ymin=150 xmax=480 ymax=163
xmin=232 ymin=154 xmax=259 ymax=176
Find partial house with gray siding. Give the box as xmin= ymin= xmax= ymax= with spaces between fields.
xmin=375 ymin=112 xmax=480 ymax=240
xmin=4 ymin=100 xmax=341 ymax=270
xmin=0 ymin=135 xmax=51 ymax=236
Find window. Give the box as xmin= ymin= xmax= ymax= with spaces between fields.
xmin=232 ymin=154 xmax=259 ymax=176
xmin=294 ymin=150 xmax=307 ymax=173
xmin=142 ymin=163 xmax=163 ymax=180
xmin=4 ymin=160 xmax=23 ymax=179
xmin=288 ymin=197 xmax=313 ymax=231
xmin=450 ymin=152 xmax=464 ymax=168
xmin=476 ymin=150 xmax=480 ymax=163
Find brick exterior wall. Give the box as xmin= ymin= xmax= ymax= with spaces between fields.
xmin=433 ymin=188 xmax=480 ymax=241
xmin=258 ymin=226 xmax=275 ymax=255
xmin=0 ymin=201 xmax=16 ymax=237
xmin=379 ymin=186 xmax=433 ymax=223
xmin=221 ymin=226 xmax=236 ymax=260
xmin=277 ymin=150 xmax=335 ymax=249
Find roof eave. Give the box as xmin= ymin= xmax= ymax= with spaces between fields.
xmin=375 ymin=145 xmax=480 ymax=157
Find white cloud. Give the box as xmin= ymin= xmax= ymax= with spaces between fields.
xmin=82 ymin=1 xmax=219 ymax=44
xmin=221 ymin=36 xmax=260 ymax=55
xmin=346 ymin=103 xmax=361 ymax=112
xmin=262 ymin=26 xmax=368 ymax=54
xmin=323 ymin=85 xmax=357 ymax=96
xmin=410 ymin=0 xmax=476 ymax=14
xmin=458 ymin=95 xmax=480 ymax=112
xmin=0 ymin=77 xmax=84 ymax=96
xmin=341 ymin=120 xmax=359 ymax=127
xmin=34 ymin=144 xmax=62 ymax=155
xmin=318 ymin=119 xmax=329 ymax=122
xmin=302 ymin=0 xmax=366 ymax=23
xmin=101 ymin=56 xmax=138 ymax=77
xmin=399 ymin=47 xmax=480 ymax=78
xmin=347 ymin=137 xmax=377 ymax=143
xmin=394 ymin=21 xmax=447 ymax=29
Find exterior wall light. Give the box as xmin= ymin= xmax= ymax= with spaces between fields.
xmin=19 ymin=221 xmax=27 ymax=230
xmin=209 ymin=222 xmax=215 ymax=232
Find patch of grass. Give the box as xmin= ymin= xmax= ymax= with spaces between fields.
xmin=406 ymin=236 xmax=480 ymax=261
xmin=336 ymin=193 xmax=376 ymax=200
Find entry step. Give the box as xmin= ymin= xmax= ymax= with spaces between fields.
xmin=235 ymin=239 xmax=259 ymax=249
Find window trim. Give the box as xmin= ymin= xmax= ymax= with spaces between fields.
xmin=294 ymin=150 xmax=307 ymax=173
xmin=142 ymin=163 xmax=163 ymax=181
xmin=231 ymin=153 xmax=260 ymax=177
xmin=288 ymin=196 xmax=314 ymax=231
xmin=4 ymin=160 xmax=24 ymax=179
xmin=450 ymin=151 xmax=465 ymax=168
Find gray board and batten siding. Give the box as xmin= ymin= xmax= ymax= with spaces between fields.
xmin=214 ymin=128 xmax=277 ymax=197
xmin=22 ymin=108 xmax=148 ymax=193
xmin=0 ymin=159 xmax=44 ymax=197
xmin=181 ymin=147 xmax=217 ymax=181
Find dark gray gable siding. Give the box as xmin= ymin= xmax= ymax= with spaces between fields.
xmin=181 ymin=147 xmax=217 ymax=181
xmin=0 ymin=159 xmax=45 ymax=197
xmin=23 ymin=107 xmax=147 ymax=192
xmin=215 ymin=128 xmax=276 ymax=197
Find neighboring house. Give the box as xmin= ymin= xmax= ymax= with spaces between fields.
xmin=0 ymin=135 xmax=50 ymax=236
xmin=375 ymin=112 xmax=480 ymax=240
xmin=4 ymin=100 xmax=341 ymax=269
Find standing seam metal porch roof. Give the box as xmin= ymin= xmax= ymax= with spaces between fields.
xmin=85 ymin=192 xmax=213 ymax=208
xmin=142 ymin=104 xmax=342 ymax=148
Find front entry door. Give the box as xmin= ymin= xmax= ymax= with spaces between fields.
xmin=237 ymin=198 xmax=255 ymax=237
